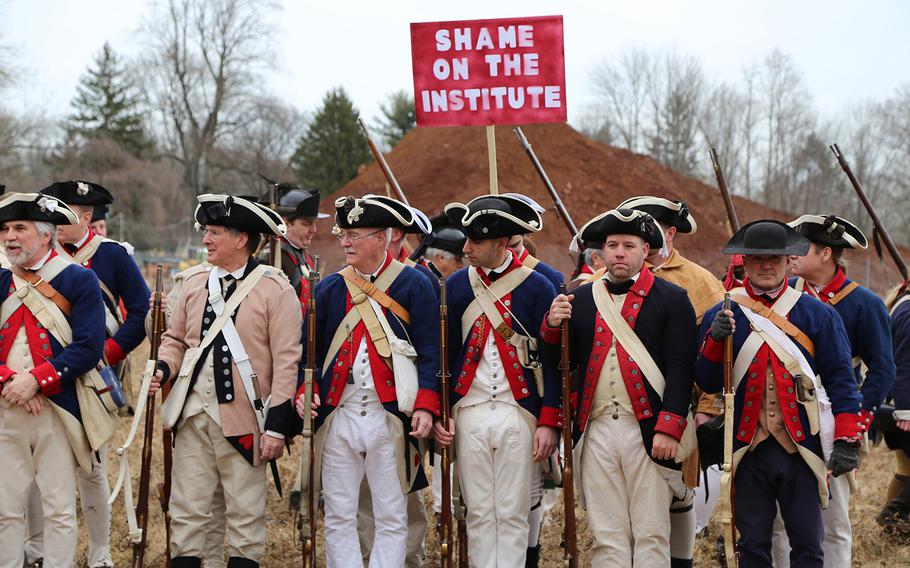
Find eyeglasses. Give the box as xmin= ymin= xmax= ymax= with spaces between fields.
xmin=334 ymin=228 xmax=384 ymax=242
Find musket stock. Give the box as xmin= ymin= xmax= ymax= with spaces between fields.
xmin=719 ymin=293 xmax=738 ymax=567
xmin=300 ymin=256 xmax=319 ymax=567
xmin=558 ymin=284 xmax=577 ymax=567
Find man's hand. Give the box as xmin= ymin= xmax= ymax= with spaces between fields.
xmin=532 ymin=426 xmax=559 ymax=462
xmin=433 ymin=418 xmax=456 ymax=448
xmin=295 ymin=392 xmax=321 ymax=419
xmin=898 ymin=419 xmax=910 ymax=432
xmin=149 ymin=292 xmax=169 ymax=312
xmin=828 ymin=439 xmax=860 ymax=477
xmin=410 ymin=409 xmax=435 ymax=438
xmin=3 ymin=373 xmax=41 ymax=406
xmin=546 ymin=294 xmax=574 ymax=328
xmin=694 ymin=412 xmax=714 ymax=427
xmin=710 ymin=309 xmax=736 ymax=341
xmin=149 ymin=369 xmax=164 ymax=395
xmin=22 ymin=395 xmax=45 ymax=416
xmin=260 ymin=433 xmax=285 ymax=462
xmin=651 ymin=432 xmax=679 ymax=461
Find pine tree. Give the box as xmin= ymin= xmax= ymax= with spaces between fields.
xmin=375 ymin=90 xmax=415 ymax=148
xmin=291 ymin=87 xmax=371 ymax=195
xmin=66 ymin=42 xmax=151 ymax=156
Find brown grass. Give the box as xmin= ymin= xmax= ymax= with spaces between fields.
xmin=84 ymin=347 xmax=910 ymax=567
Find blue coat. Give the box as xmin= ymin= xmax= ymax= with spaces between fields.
xmin=0 ymin=261 xmax=105 ymax=423
xmin=891 ymin=298 xmax=910 ymax=411
xmin=445 ymin=261 xmax=561 ymax=427
xmin=789 ymin=275 xmax=894 ymax=413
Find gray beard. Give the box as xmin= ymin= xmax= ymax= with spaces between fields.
xmin=6 ymin=241 xmax=43 ymax=267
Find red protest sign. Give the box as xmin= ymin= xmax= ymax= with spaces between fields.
xmin=410 ymin=15 xmax=566 ymax=128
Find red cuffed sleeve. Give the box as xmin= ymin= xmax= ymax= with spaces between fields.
xmin=0 ymin=365 xmax=14 ymax=384
xmin=654 ymin=410 xmax=688 ymax=441
xmin=31 ymin=361 xmax=62 ymax=397
xmin=294 ymin=375 xmax=321 ymax=403
xmin=834 ymin=412 xmax=865 ymax=442
xmin=860 ymin=408 xmax=874 ymax=433
xmin=414 ymin=388 xmax=441 ymax=417
xmin=700 ymin=335 xmax=724 ymax=363
xmin=538 ymin=405 xmax=562 ymax=428
xmin=104 ymin=338 xmax=127 ymax=367
xmin=539 ymin=314 xmax=561 ymax=345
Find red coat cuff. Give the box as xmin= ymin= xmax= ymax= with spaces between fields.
xmin=104 ymin=338 xmax=127 ymax=367
xmin=32 ymin=361 xmax=62 ymax=397
xmin=654 ymin=410 xmax=688 ymax=441
xmin=539 ymin=314 xmax=561 ymax=345
xmin=294 ymin=377 xmax=321 ymax=403
xmin=538 ymin=405 xmax=562 ymax=428
xmin=414 ymin=388 xmax=441 ymax=417
xmin=859 ymin=409 xmax=874 ymax=432
xmin=834 ymin=412 xmax=865 ymax=442
xmin=0 ymin=365 xmax=14 ymax=383
xmin=700 ymin=336 xmax=724 ymax=363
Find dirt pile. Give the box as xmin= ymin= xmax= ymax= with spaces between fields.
xmin=312 ymin=122 xmax=902 ymax=291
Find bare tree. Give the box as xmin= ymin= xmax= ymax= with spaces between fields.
xmin=588 ymin=47 xmax=652 ymax=153
xmin=140 ymin=0 xmax=280 ymax=199
xmin=646 ymin=51 xmax=705 ymax=176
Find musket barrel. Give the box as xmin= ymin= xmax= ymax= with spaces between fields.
xmin=513 ymin=127 xmax=579 ymax=238
xmin=710 ymin=148 xmax=740 ymax=234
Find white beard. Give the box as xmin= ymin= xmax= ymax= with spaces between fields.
xmin=6 ymin=240 xmax=42 ymax=267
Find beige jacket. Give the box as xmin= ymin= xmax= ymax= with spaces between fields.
xmin=158 ymin=261 xmax=302 ymax=465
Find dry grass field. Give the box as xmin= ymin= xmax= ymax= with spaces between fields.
xmin=81 ymin=347 xmax=910 ymax=566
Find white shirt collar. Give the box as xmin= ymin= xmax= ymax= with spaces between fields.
xmin=215 ymin=263 xmax=246 ymax=280
xmin=604 ymin=271 xmax=640 ymax=284
xmin=354 ymin=255 xmax=387 ymax=281
xmin=74 ymin=229 xmax=92 ymax=248
xmin=482 ymin=250 xmax=514 ymax=275
xmin=27 ymin=249 xmax=54 ymax=271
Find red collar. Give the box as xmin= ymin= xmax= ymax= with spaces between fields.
xmin=744 ymin=278 xmax=787 ymax=307
xmin=625 ymin=265 xmax=655 ymax=297
xmin=476 ymin=252 xmax=524 ymax=286
xmin=73 ymin=229 xmax=96 ymax=253
xmin=396 ymin=247 xmax=409 ymax=264
xmin=806 ymin=268 xmax=847 ymax=303
xmin=514 ymin=247 xmax=529 ymax=262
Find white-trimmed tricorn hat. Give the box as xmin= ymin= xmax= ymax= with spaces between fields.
xmin=617 ymin=195 xmax=697 ymax=234
xmin=194 ymin=194 xmax=286 ymax=236
xmin=444 ymin=195 xmax=542 ymax=241
xmin=0 ymin=192 xmax=79 ymax=225
xmin=787 ymin=214 xmax=867 ymax=250
xmin=334 ymin=194 xmax=414 ymax=230
xmin=575 ymin=208 xmax=665 ymax=250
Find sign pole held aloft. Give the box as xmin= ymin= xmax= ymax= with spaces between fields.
xmin=486 ymin=125 xmax=499 ymax=195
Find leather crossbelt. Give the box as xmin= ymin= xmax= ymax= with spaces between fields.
xmin=828 ymin=281 xmax=860 ymax=306
xmin=12 ymin=266 xmax=72 ymax=316
xmin=341 ymin=269 xmax=411 ymax=325
xmin=731 ymin=296 xmax=814 ymax=358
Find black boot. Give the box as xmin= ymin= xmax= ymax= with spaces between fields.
xmin=171 ymin=558 xmax=202 ymax=568
xmin=524 ymin=545 xmax=540 ymax=568
xmin=878 ymin=474 xmax=910 ymax=534
xmin=226 ymin=558 xmax=259 ymax=568
xmin=671 ymin=558 xmax=693 ymax=568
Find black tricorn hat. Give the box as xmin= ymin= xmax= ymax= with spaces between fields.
xmin=0 ymin=193 xmax=79 ymax=225
xmin=618 ymin=195 xmax=697 ymax=234
xmin=277 ymin=188 xmax=330 ymax=220
xmin=92 ymin=204 xmax=109 ymax=223
xmin=194 ymin=194 xmax=286 ymax=236
xmin=722 ymin=220 xmax=810 ymax=256
xmin=334 ymin=195 xmax=413 ymax=230
xmin=787 ymin=214 xmax=867 ymax=250
xmin=40 ymin=180 xmax=113 ymax=207
xmin=444 ymin=195 xmax=542 ymax=241
xmin=411 ymin=214 xmax=464 ymax=260
xmin=575 ymin=208 xmax=665 ymax=250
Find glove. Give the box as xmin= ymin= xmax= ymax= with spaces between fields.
xmin=710 ymin=309 xmax=734 ymax=341
xmin=828 ymin=439 xmax=860 ymax=477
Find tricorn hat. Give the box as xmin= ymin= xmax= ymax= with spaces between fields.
xmin=787 ymin=214 xmax=867 ymax=250
xmin=277 ymin=188 xmax=330 ymax=220
xmin=0 ymin=193 xmax=79 ymax=225
xmin=722 ymin=220 xmax=810 ymax=256
xmin=40 ymin=180 xmax=114 ymax=207
xmin=574 ymin=208 xmax=665 ymax=250
xmin=444 ymin=195 xmax=542 ymax=241
xmin=617 ymin=195 xmax=697 ymax=234
xmin=92 ymin=204 xmax=109 ymax=223
xmin=194 ymin=194 xmax=286 ymax=236
xmin=334 ymin=195 xmax=414 ymax=230
xmin=412 ymin=213 xmax=467 ymax=260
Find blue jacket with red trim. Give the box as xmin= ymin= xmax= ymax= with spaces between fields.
xmin=302 ymin=254 xmax=441 ymax=423
xmin=445 ymin=255 xmax=561 ymax=427
xmin=0 ymin=261 xmax=105 ymax=423
xmin=541 ymin=267 xmax=696 ymax=469
xmin=788 ymin=272 xmax=894 ymax=418
xmin=696 ymin=280 xmax=864 ymax=460
xmin=71 ymin=234 xmax=150 ymax=366
xmin=891 ymin=297 xmax=910 ymax=411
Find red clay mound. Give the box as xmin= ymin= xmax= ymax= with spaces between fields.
xmin=311 ymin=122 xmax=903 ymax=293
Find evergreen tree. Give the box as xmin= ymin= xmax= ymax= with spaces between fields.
xmin=375 ymin=90 xmax=415 ymax=148
xmin=66 ymin=42 xmax=151 ymax=156
xmin=291 ymin=87 xmax=371 ymax=195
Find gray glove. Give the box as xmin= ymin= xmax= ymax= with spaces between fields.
xmin=710 ymin=309 xmax=734 ymax=341
xmin=828 ymin=439 xmax=860 ymax=477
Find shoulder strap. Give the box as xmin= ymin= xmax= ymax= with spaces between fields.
xmin=731 ymin=289 xmax=814 ymax=358
xmin=339 ymin=262 xmax=410 ymax=324
xmin=61 ymin=234 xmax=105 ymax=266
xmin=462 ymin=266 xmax=533 ymax=339
xmin=12 ymin=257 xmax=74 ymax=317
xmin=197 ymin=266 xmax=268 ymax=353
xmin=522 ymin=254 xmax=540 ymax=270
xmin=829 ymin=281 xmax=860 ymax=306
xmin=890 ymin=293 xmax=910 ymax=316
xmin=591 ymin=279 xmax=666 ymax=397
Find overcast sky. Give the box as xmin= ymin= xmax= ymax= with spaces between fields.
xmin=2 ymin=0 xmax=909 ymax=127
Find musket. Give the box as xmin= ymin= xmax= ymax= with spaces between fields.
xmin=513 ymin=127 xmax=579 ymax=240
xmin=709 ymin=148 xmax=741 ymax=234
xmin=357 ymin=118 xmax=411 ymax=207
xmin=558 ymin=283 xmax=577 ymax=567
xmin=455 ymin=477 xmax=468 ymax=568
xmin=299 ymin=256 xmax=319 ymax=568
xmin=830 ymin=143 xmax=909 ymax=285
xmin=718 ymin=293 xmax=738 ymax=567
xmin=428 ymin=263 xmax=454 ymax=567
xmin=132 ymin=265 xmax=165 ymax=568
xmin=258 ymin=174 xmax=283 ymax=269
